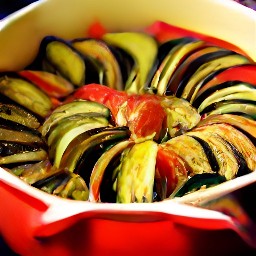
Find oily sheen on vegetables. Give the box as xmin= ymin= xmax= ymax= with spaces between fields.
xmin=0 ymin=21 xmax=256 ymax=203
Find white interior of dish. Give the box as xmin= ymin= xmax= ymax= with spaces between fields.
xmin=0 ymin=0 xmax=255 ymax=72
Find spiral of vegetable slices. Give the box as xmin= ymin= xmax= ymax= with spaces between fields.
xmin=1 ymin=25 xmax=256 ymax=203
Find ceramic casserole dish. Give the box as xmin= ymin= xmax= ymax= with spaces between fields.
xmin=0 ymin=0 xmax=256 ymax=255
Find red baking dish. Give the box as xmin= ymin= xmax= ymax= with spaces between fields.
xmin=0 ymin=0 xmax=256 ymax=255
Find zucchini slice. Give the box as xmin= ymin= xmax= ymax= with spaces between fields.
xmin=103 ymin=32 xmax=158 ymax=94
xmin=192 ymin=123 xmax=256 ymax=172
xmin=166 ymin=46 xmax=222 ymax=95
xmin=0 ymin=75 xmax=53 ymax=118
xmin=59 ymin=127 xmax=130 ymax=173
xmin=0 ymin=103 xmax=40 ymax=129
xmin=72 ymin=38 xmax=123 ymax=90
xmin=89 ymin=139 xmax=133 ymax=202
xmin=116 ymin=140 xmax=158 ymax=203
xmin=38 ymin=36 xmax=100 ymax=86
xmin=151 ymin=39 xmax=205 ymax=96
xmin=42 ymin=100 xmax=110 ymax=136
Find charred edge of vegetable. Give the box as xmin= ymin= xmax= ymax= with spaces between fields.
xmin=174 ymin=50 xmax=236 ymax=98
xmin=174 ymin=173 xmax=226 ymax=198
xmin=32 ymin=169 xmax=71 ymax=190
xmin=0 ymin=116 xmax=42 ymax=136
xmin=0 ymin=89 xmax=45 ymax=123
xmin=189 ymin=135 xmax=219 ymax=173
xmin=0 ymin=141 xmax=44 ymax=157
xmin=193 ymin=81 xmax=255 ymax=108
xmin=0 ymin=103 xmax=40 ymax=129
xmin=222 ymin=139 xmax=251 ymax=177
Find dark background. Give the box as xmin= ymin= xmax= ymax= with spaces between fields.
xmin=0 ymin=0 xmax=38 ymax=19
xmin=0 ymin=0 xmax=255 ymax=255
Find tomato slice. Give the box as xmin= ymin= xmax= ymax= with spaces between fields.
xmin=73 ymin=84 xmax=166 ymax=141
xmin=196 ymin=64 xmax=256 ymax=98
xmin=126 ymin=94 xmax=166 ymax=141
xmin=145 ymin=21 xmax=247 ymax=57
xmin=19 ymin=70 xmax=74 ymax=98
xmin=73 ymin=83 xmax=128 ymax=119
xmin=156 ymin=146 xmax=189 ymax=197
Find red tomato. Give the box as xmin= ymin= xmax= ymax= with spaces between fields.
xmin=73 ymin=83 xmax=128 ymax=119
xmin=145 ymin=21 xmax=248 ymax=57
xmin=156 ymin=146 xmax=189 ymax=197
xmin=126 ymin=94 xmax=166 ymax=141
xmin=87 ymin=20 xmax=107 ymax=39
xmin=197 ymin=64 xmax=256 ymax=98
xmin=72 ymin=84 xmax=166 ymax=141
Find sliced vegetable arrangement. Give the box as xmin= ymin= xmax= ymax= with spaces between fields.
xmin=0 ymin=21 xmax=255 ymax=203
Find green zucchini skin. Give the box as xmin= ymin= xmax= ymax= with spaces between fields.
xmin=102 ymin=32 xmax=158 ymax=94
xmin=173 ymin=173 xmax=226 ymax=198
xmin=42 ymin=100 xmax=110 ymax=137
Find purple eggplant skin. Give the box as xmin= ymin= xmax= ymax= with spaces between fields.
xmin=189 ymin=135 xmax=219 ymax=173
xmin=72 ymin=127 xmax=130 ymax=187
xmin=72 ymin=38 xmax=125 ymax=90
xmin=157 ymin=37 xmax=196 ymax=64
xmin=0 ymin=103 xmax=41 ymax=129
xmin=167 ymin=50 xmax=237 ymax=97
xmin=0 ymin=72 xmax=47 ymax=122
xmin=0 ymin=116 xmax=42 ymax=138
xmin=30 ymin=36 xmax=100 ymax=86
xmin=192 ymin=81 xmax=256 ymax=109
xmin=99 ymin=150 xmax=123 ymax=203
xmin=110 ymin=46 xmax=135 ymax=90
xmin=0 ymin=141 xmax=41 ymax=157
xmin=0 ymin=113 xmax=47 ymax=150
